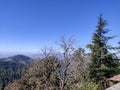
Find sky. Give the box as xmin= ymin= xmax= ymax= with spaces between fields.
xmin=0 ymin=0 xmax=120 ymax=54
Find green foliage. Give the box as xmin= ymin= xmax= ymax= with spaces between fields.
xmin=87 ymin=15 xmax=120 ymax=89
xmin=0 ymin=61 xmax=26 ymax=90
xmin=71 ymin=82 xmax=99 ymax=90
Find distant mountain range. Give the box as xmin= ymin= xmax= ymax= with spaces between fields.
xmin=0 ymin=52 xmax=42 ymax=58
xmin=0 ymin=55 xmax=32 ymax=64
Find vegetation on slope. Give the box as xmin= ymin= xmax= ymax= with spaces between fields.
xmin=0 ymin=55 xmax=31 ymax=90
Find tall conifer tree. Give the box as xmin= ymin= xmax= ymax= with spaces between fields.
xmin=87 ymin=15 xmax=119 ymax=89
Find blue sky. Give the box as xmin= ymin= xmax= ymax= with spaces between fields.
xmin=0 ymin=0 xmax=120 ymax=54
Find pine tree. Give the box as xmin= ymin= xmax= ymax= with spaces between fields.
xmin=87 ymin=15 xmax=119 ymax=89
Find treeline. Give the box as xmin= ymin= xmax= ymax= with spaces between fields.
xmin=0 ymin=61 xmax=26 ymax=90
xmin=0 ymin=55 xmax=31 ymax=90
xmin=4 ymin=15 xmax=120 ymax=90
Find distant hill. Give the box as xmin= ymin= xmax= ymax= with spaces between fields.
xmin=0 ymin=55 xmax=31 ymax=90
xmin=0 ymin=55 xmax=32 ymax=64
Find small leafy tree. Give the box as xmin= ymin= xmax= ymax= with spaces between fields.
xmin=69 ymin=48 xmax=88 ymax=89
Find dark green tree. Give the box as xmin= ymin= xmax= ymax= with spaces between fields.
xmin=87 ymin=15 xmax=120 ymax=89
xmin=0 ymin=61 xmax=26 ymax=90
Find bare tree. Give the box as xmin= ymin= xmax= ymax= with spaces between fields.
xmin=56 ymin=36 xmax=76 ymax=90
xmin=41 ymin=47 xmax=55 ymax=58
